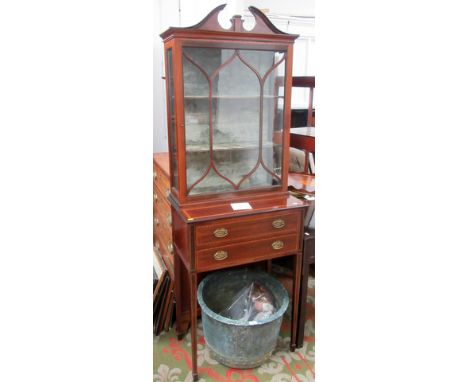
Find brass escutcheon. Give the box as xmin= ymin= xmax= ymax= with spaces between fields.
xmin=272 ymin=219 xmax=285 ymax=229
xmin=213 ymin=228 xmax=228 ymax=238
xmin=213 ymin=250 xmax=228 ymax=261
xmin=153 ymin=171 xmax=157 ymax=180
xmin=154 ymin=218 xmax=160 ymax=227
xmin=153 ymin=193 xmax=158 ymax=202
xmin=272 ymin=240 xmax=284 ymax=250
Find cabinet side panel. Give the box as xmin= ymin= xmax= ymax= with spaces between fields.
xmin=172 ymin=207 xmax=190 ymax=268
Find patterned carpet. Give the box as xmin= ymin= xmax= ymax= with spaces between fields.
xmin=154 ymin=277 xmax=315 ymax=382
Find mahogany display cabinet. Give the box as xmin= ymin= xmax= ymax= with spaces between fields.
xmin=160 ymin=5 xmax=308 ymax=380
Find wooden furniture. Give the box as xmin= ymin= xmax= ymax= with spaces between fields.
xmin=292 ymin=76 xmax=315 ymax=127
xmin=297 ymin=225 xmax=315 ymax=348
xmin=290 ymin=126 xmax=315 ymax=174
xmin=153 ymin=153 xmax=172 ymax=257
xmin=160 ymin=5 xmax=305 ymax=381
xmin=288 ymin=172 xmax=315 ymax=195
xmin=153 ymin=153 xmax=177 ymax=334
xmin=287 ymin=173 xmax=315 ymax=349
xmin=290 ymin=76 xmax=315 ymax=174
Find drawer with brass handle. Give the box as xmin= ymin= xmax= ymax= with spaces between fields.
xmin=213 ymin=250 xmax=228 ymax=261
xmin=213 ymin=228 xmax=228 ymax=238
xmin=196 ymin=233 xmax=299 ymax=272
xmin=272 ymin=240 xmax=284 ymax=250
xmin=154 ymin=226 xmax=173 ymax=255
xmin=167 ymin=243 xmax=173 ymax=254
xmin=272 ymin=219 xmax=285 ymax=229
xmin=195 ymin=211 xmax=300 ymax=250
xmin=153 ymin=166 xmax=170 ymax=193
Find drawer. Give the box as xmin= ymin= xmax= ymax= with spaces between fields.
xmin=154 ymin=230 xmax=174 ymax=258
xmin=154 ymin=164 xmax=170 ymax=195
xmin=153 ymin=184 xmax=171 ymax=214
xmin=196 ymin=233 xmax=300 ymax=272
xmin=154 ymin=206 xmax=172 ymax=235
xmin=195 ymin=211 xmax=301 ymax=250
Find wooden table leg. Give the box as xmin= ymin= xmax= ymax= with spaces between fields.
xmin=290 ymin=252 xmax=302 ymax=352
xmin=174 ymin=254 xmax=184 ymax=341
xmin=296 ymin=259 xmax=310 ymax=349
xmin=190 ymin=271 xmax=199 ymax=381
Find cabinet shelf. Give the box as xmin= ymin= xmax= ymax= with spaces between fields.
xmin=183 ymin=95 xmax=283 ymax=100
xmin=186 ymin=141 xmax=279 ymax=152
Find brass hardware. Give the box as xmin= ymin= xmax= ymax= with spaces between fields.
xmin=213 ymin=250 xmax=228 ymax=261
xmin=154 ymin=218 xmax=160 ymax=227
xmin=155 ymin=241 xmax=160 ymax=250
xmin=272 ymin=219 xmax=285 ymax=229
xmin=272 ymin=240 xmax=284 ymax=250
xmin=167 ymin=243 xmax=173 ymax=254
xmin=166 ymin=189 xmax=170 ymax=198
xmin=153 ymin=171 xmax=157 ymax=180
xmin=153 ymin=193 xmax=158 ymax=202
xmin=213 ymin=228 xmax=228 ymax=238
xmin=166 ymin=214 xmax=172 ymax=226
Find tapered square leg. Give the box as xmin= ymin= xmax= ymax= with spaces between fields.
xmin=190 ymin=271 xmax=198 ymax=381
xmin=290 ymin=252 xmax=302 ymax=351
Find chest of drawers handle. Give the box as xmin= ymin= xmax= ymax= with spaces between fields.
xmin=167 ymin=243 xmax=173 ymax=254
xmin=154 ymin=218 xmax=160 ymax=227
xmin=272 ymin=240 xmax=284 ymax=250
xmin=272 ymin=219 xmax=285 ymax=229
xmin=213 ymin=250 xmax=228 ymax=261
xmin=153 ymin=193 xmax=158 ymax=202
xmin=153 ymin=171 xmax=157 ymax=180
xmin=166 ymin=189 xmax=170 ymax=198
xmin=166 ymin=214 xmax=172 ymax=226
xmin=213 ymin=228 xmax=228 ymax=238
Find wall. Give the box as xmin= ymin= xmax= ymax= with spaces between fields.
xmin=153 ymin=0 xmax=314 ymax=152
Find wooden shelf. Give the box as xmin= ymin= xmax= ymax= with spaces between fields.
xmin=183 ymin=95 xmax=283 ymax=100
xmin=186 ymin=141 xmax=280 ymax=152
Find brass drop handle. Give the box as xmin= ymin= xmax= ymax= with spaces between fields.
xmin=213 ymin=250 xmax=228 ymax=261
xmin=272 ymin=240 xmax=284 ymax=250
xmin=213 ymin=228 xmax=228 ymax=238
xmin=166 ymin=214 xmax=172 ymax=226
xmin=154 ymin=218 xmax=160 ymax=227
xmin=153 ymin=193 xmax=158 ymax=202
xmin=155 ymin=241 xmax=160 ymax=250
xmin=153 ymin=171 xmax=157 ymax=180
xmin=166 ymin=189 xmax=170 ymax=198
xmin=167 ymin=243 xmax=173 ymax=254
xmin=272 ymin=219 xmax=285 ymax=229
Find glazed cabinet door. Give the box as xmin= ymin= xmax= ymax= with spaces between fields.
xmin=181 ymin=46 xmax=287 ymax=197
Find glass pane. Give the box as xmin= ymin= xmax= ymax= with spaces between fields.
xmin=166 ymin=49 xmax=178 ymax=190
xmin=182 ymin=47 xmax=286 ymax=196
xmin=183 ymin=54 xmax=210 ymax=191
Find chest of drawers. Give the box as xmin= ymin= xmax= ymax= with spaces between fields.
xmin=153 ymin=153 xmax=173 ymax=258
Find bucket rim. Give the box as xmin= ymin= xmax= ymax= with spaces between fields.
xmin=197 ymin=269 xmax=289 ymax=327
